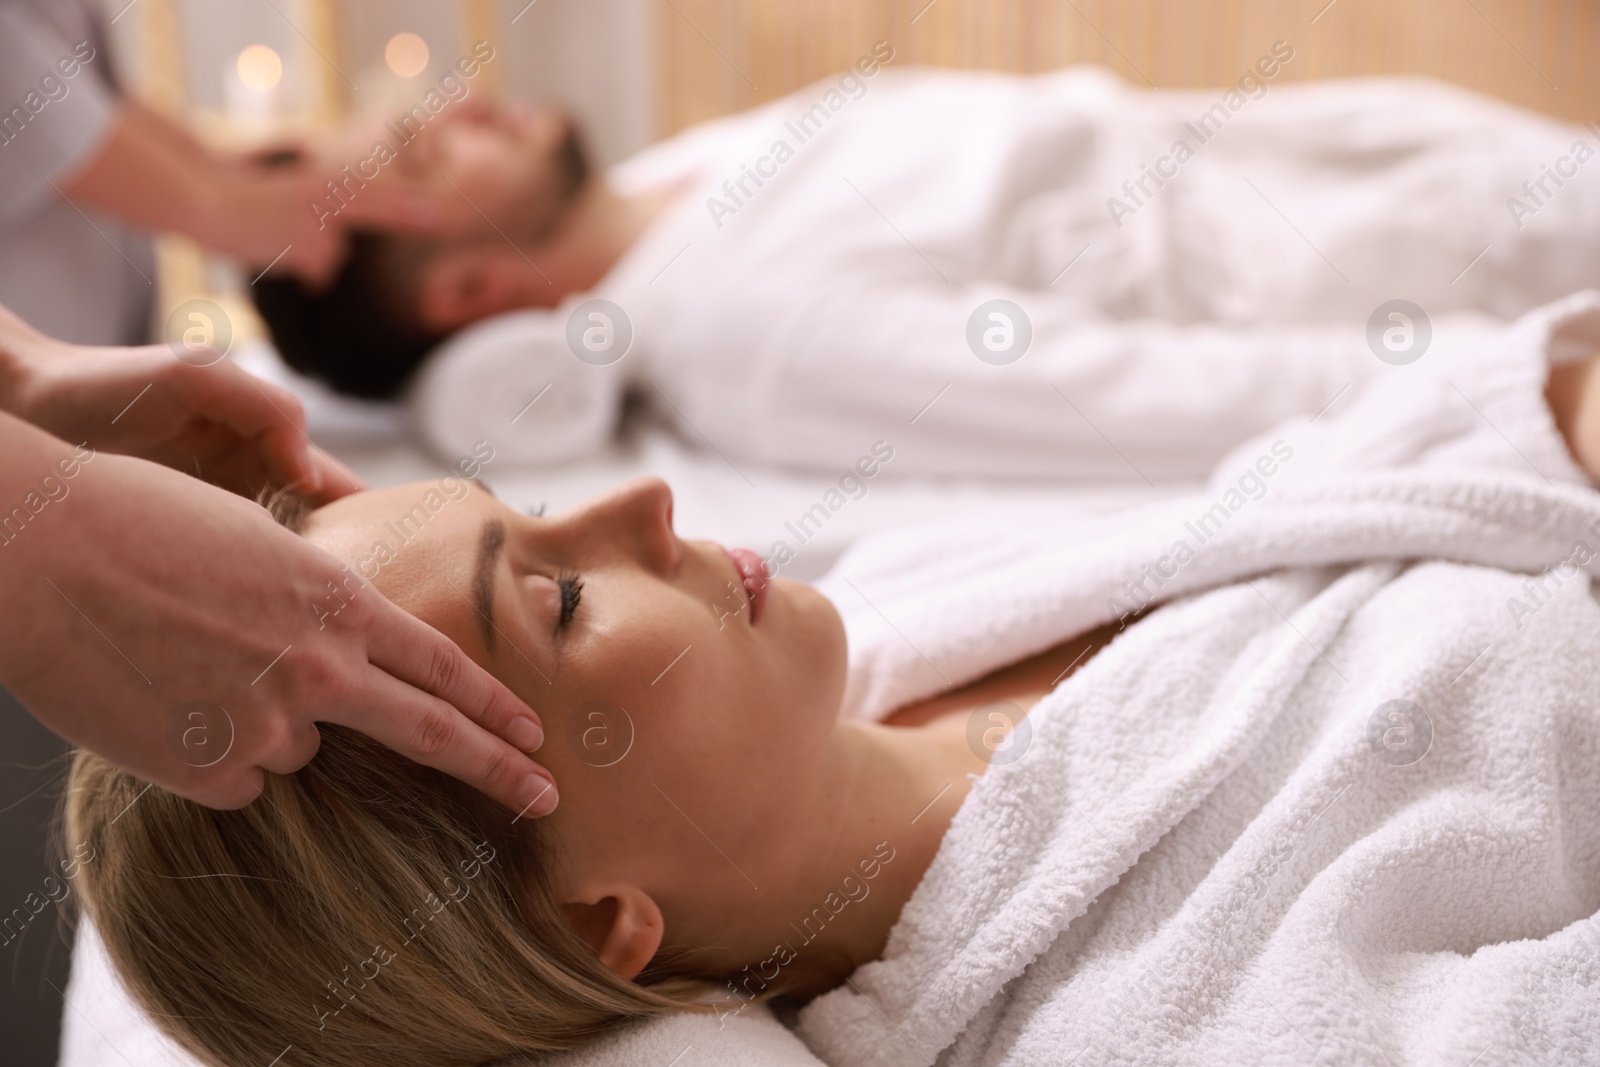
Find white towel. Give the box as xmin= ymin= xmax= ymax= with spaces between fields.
xmin=797 ymin=292 xmax=1600 ymax=1065
xmin=61 ymin=920 xmax=831 ymax=1067
xmin=406 ymin=306 xmax=628 ymax=467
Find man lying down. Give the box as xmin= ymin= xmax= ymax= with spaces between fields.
xmin=69 ymin=293 xmax=1600 ymax=1067
xmin=253 ymin=63 xmax=1600 ymax=479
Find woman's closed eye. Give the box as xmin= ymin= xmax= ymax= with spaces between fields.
xmin=556 ymin=569 xmax=583 ymax=634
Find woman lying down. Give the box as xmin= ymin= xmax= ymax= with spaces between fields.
xmin=69 ymin=295 xmax=1600 ymax=1067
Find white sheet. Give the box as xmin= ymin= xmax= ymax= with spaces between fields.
xmin=59 ymin=921 xmax=830 ymax=1067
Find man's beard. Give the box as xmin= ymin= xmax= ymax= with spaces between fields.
xmin=550 ymin=122 xmax=590 ymax=205
xmin=518 ymin=123 xmax=591 ymax=244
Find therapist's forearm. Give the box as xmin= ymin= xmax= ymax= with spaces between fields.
xmin=119 ymin=99 xmax=214 ymax=171
xmin=58 ymin=101 xmax=336 ymax=274
xmin=0 ymin=412 xmax=93 ymax=624
xmin=0 ymin=416 xmax=70 ymax=701
xmin=57 ymin=101 xmax=431 ymax=279
xmin=61 ymin=103 xmax=225 ymax=248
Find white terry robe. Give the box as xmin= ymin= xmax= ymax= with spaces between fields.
xmin=418 ymin=67 xmax=1600 ymax=478
xmin=795 ymin=291 xmax=1600 ymax=1065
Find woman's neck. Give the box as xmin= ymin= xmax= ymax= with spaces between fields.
xmin=667 ymin=625 xmax=1121 ymax=1002
xmin=795 ymin=720 xmax=988 ymax=986
xmin=669 ymin=718 xmax=986 ymax=1003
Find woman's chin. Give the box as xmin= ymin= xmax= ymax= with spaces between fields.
xmin=765 ymin=578 xmax=850 ymax=700
xmin=769 ymin=577 xmax=843 ymax=635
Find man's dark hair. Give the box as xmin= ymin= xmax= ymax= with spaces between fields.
xmin=252 ymin=231 xmax=442 ymax=401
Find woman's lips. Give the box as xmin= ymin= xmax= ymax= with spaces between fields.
xmin=723 ymin=545 xmax=770 ymax=625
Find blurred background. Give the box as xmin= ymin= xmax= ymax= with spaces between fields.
xmin=4 ymin=1 xmax=1598 ymax=1064
xmin=90 ymin=0 xmax=1600 ymax=343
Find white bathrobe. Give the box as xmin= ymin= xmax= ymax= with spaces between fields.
xmin=416 ymin=68 xmax=1600 ymax=478
xmin=795 ymin=293 xmax=1600 ymax=1066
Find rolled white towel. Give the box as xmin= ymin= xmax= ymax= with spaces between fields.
xmin=406 ymin=305 xmax=630 ymax=466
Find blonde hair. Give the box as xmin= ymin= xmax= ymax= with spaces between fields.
xmin=62 ymin=490 xmax=720 ymax=1067
xmin=65 ymin=731 xmax=718 ymax=1067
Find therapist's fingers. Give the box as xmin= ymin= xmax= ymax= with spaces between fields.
xmin=174 ymin=361 xmax=364 ymax=501
xmin=339 ymin=667 xmax=558 ymax=818
xmin=251 ymin=418 xmax=365 ymax=502
xmin=343 ymin=598 xmax=558 ymax=816
xmin=175 ymin=361 xmax=308 ymax=469
xmin=437 ymin=96 xmax=494 ymax=124
xmin=296 ymin=447 xmax=365 ymax=503
xmin=333 ymin=175 xmax=445 ymax=234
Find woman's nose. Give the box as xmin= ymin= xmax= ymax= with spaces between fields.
xmin=569 ymin=476 xmax=681 ymax=574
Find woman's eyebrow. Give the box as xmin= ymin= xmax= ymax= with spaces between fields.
xmin=467 ymin=477 xmax=497 ymax=499
xmin=472 ymin=519 xmax=506 ymax=653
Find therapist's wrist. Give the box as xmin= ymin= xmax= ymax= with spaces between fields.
xmin=188 ymin=164 xmax=341 ymax=278
xmin=188 ymin=163 xmax=249 ymax=254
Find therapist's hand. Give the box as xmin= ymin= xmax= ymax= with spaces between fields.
xmin=0 ymin=305 xmax=355 ymax=504
xmin=63 ymin=101 xmax=441 ymax=283
xmin=194 ymin=156 xmax=439 ymax=281
xmin=0 ymin=425 xmax=558 ymax=815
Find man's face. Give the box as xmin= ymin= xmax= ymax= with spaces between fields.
xmin=347 ymin=99 xmax=593 ymax=331
xmin=398 ymin=99 xmax=591 ymax=243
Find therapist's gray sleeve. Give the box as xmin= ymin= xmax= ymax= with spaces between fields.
xmin=0 ymin=6 xmax=117 ymax=227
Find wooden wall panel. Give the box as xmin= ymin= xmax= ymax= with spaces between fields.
xmin=655 ymin=0 xmax=1600 ymax=135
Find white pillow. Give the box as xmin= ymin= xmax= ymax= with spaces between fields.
xmin=406 ymin=307 xmax=630 ymax=468
xmin=61 ymin=920 xmax=828 ymax=1067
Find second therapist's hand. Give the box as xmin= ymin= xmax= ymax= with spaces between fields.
xmin=0 ymin=437 xmax=558 ymax=815
xmin=197 ymin=161 xmax=439 ymax=282
xmin=0 ymin=305 xmax=356 ymax=504
xmin=59 ymin=101 xmax=442 ymax=286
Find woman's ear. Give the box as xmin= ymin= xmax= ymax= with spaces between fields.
xmin=561 ymin=888 xmax=664 ymax=980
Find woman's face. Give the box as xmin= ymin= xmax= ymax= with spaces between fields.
xmin=302 ymin=477 xmax=847 ymax=930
